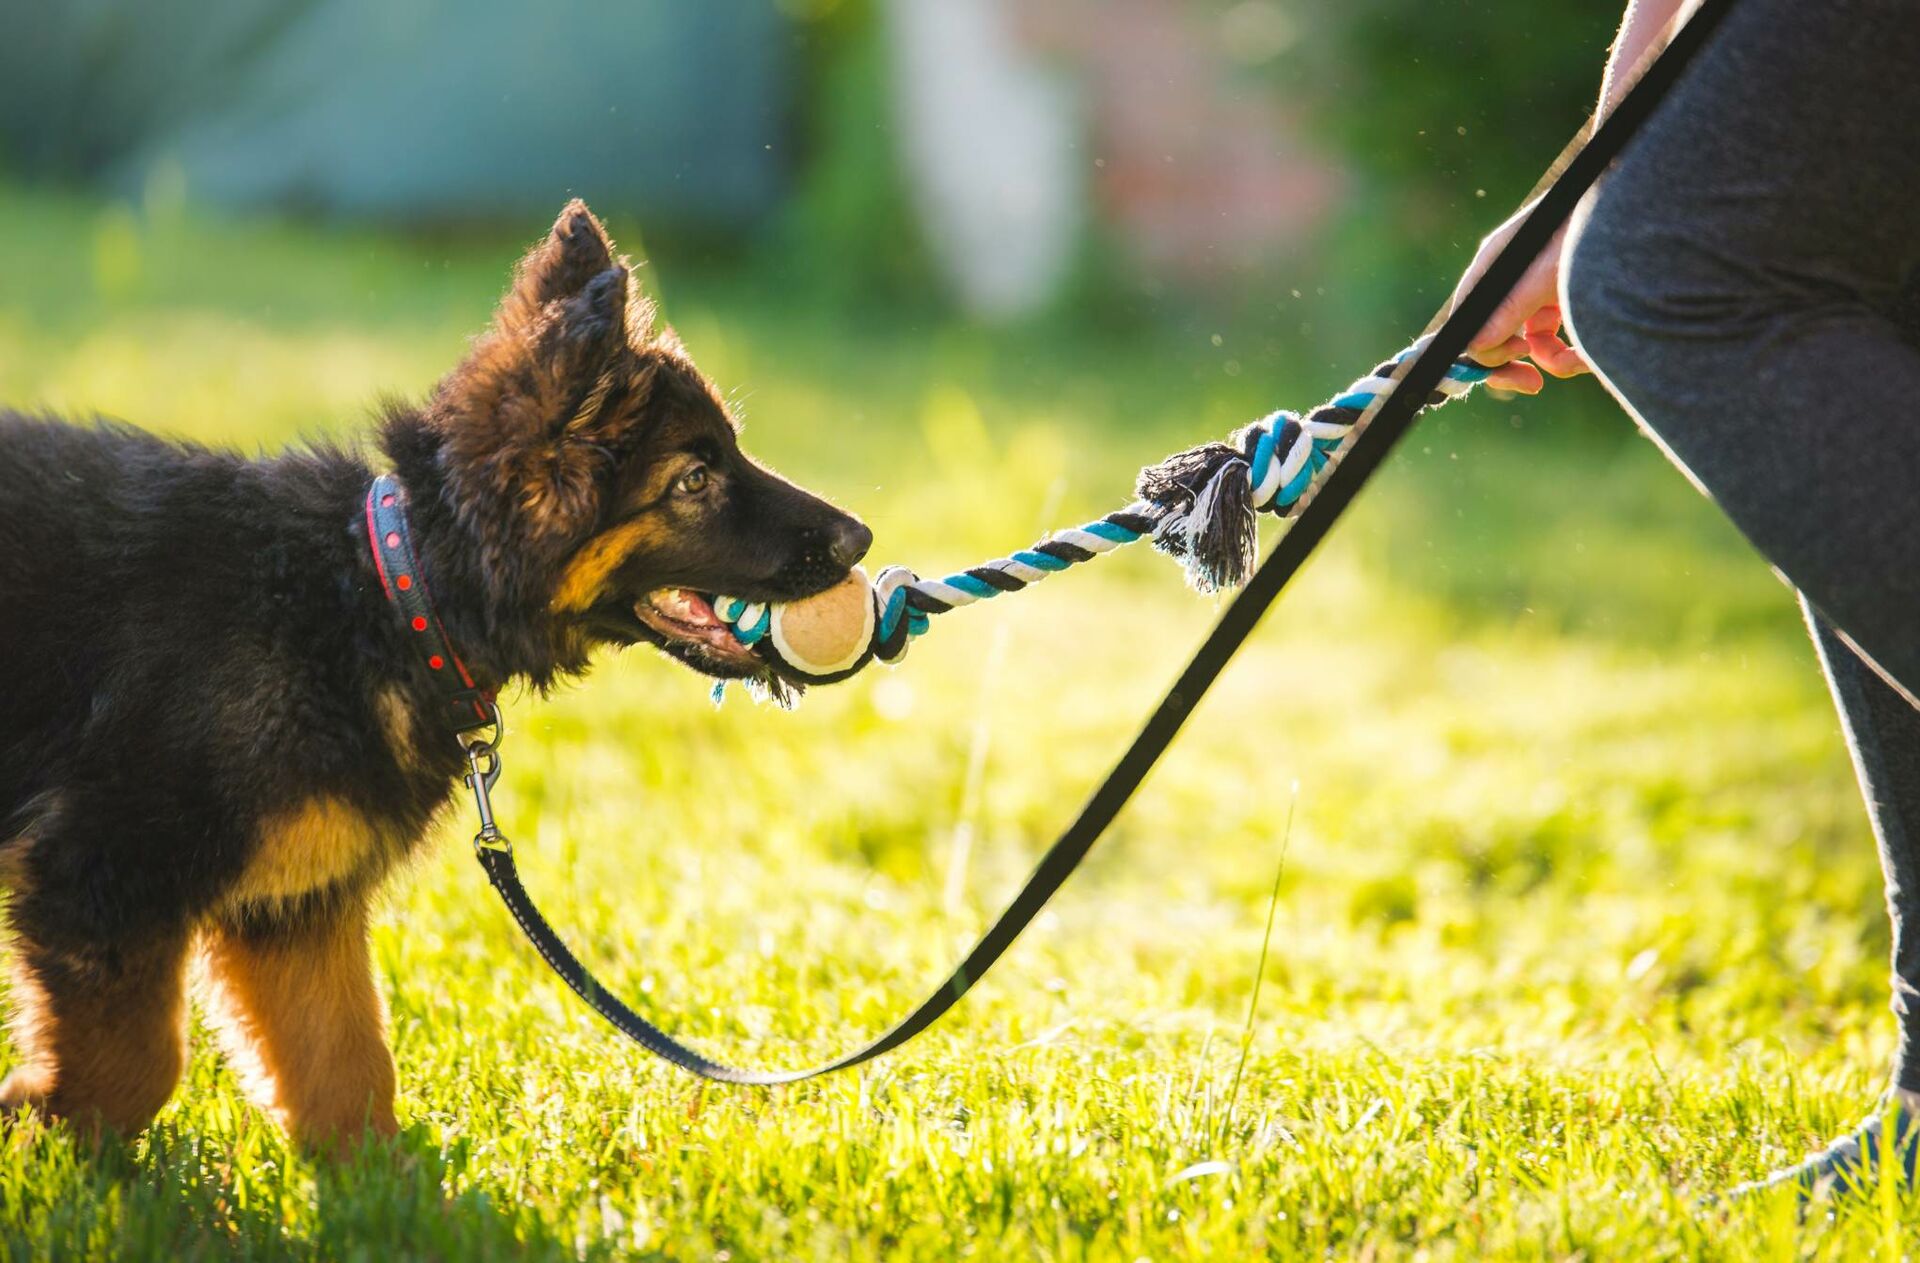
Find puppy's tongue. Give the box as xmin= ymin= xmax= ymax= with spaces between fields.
xmin=646 ymin=587 xmax=721 ymax=628
xmin=633 ymin=587 xmax=764 ymax=669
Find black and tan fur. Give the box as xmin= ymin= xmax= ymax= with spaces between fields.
xmin=0 ymin=202 xmax=869 ymax=1149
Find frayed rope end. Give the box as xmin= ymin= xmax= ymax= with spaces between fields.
xmin=1133 ymin=440 xmax=1258 ymax=593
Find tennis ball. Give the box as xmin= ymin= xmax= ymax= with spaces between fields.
xmin=770 ymin=566 xmax=875 ymax=678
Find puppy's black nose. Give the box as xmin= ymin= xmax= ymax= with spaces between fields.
xmin=828 ymin=517 xmax=873 ymax=569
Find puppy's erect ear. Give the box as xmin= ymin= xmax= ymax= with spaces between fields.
xmin=434 ymin=246 xmax=648 ymax=554
xmin=542 ymin=266 xmax=641 ymax=446
xmin=503 ymin=200 xmax=617 ymax=321
xmin=545 ymin=264 xmax=628 ymax=378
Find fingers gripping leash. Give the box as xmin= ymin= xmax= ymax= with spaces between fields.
xmin=465 ymin=0 xmax=1743 ymax=1084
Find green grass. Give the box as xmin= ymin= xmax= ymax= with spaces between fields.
xmin=0 ymin=184 xmax=1912 ymax=1259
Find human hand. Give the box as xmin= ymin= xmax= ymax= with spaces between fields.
xmin=1450 ymin=202 xmax=1590 ymax=394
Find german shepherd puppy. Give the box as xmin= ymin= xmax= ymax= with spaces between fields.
xmin=0 ymin=202 xmax=870 ymax=1149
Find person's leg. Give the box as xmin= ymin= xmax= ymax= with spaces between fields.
xmin=1815 ymin=614 xmax=1920 ymax=1103
xmin=1725 ymin=608 xmax=1920 ymax=1198
xmin=1561 ymin=0 xmax=1920 ymax=702
xmin=1556 ymin=0 xmax=1920 ymax=1196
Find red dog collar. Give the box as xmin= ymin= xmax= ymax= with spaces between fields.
xmin=364 ymin=474 xmax=496 ymax=734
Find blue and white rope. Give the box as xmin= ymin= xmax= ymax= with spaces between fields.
xmin=713 ymin=340 xmax=1493 ymax=681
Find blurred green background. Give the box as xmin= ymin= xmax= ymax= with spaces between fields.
xmin=0 ymin=0 xmax=1619 ymax=334
xmin=3 ymin=1 xmax=1907 ymax=1259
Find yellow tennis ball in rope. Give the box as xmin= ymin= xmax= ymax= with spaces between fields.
xmin=770 ymin=566 xmax=875 ymax=678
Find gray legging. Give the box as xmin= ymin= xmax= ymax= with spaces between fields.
xmin=1562 ymin=0 xmax=1920 ymax=1092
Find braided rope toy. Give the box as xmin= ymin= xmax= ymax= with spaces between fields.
xmin=707 ymin=339 xmax=1493 ymax=686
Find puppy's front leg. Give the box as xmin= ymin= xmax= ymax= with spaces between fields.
xmin=1 ymin=920 xmax=193 ymax=1137
xmin=202 ymin=898 xmax=397 ymax=1154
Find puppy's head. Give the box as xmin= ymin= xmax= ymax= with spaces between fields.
xmin=427 ymin=201 xmax=870 ymax=686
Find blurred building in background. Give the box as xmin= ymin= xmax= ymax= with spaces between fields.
xmin=886 ymin=0 xmax=1339 ymax=316
xmin=0 ymin=0 xmax=791 ymax=227
xmin=1018 ymin=1 xmax=1339 ymax=288
xmin=883 ymin=0 xmax=1084 ymax=317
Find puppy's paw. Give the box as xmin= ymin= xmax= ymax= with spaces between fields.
xmin=0 ymin=1065 xmax=53 ymax=1119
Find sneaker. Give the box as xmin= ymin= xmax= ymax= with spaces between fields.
xmin=1725 ymin=1099 xmax=1919 ymax=1202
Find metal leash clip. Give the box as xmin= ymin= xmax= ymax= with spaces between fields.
xmin=461 ymin=702 xmax=511 ymax=857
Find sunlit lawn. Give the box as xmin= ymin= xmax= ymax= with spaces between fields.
xmin=0 ymin=186 xmax=1909 ymax=1259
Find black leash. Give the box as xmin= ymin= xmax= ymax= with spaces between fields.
xmin=463 ymin=0 xmax=1737 ymax=1085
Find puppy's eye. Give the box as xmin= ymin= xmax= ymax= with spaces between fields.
xmin=676 ymin=466 xmax=710 ymax=495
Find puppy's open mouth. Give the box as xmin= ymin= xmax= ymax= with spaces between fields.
xmin=631 ymin=588 xmax=762 ymax=672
